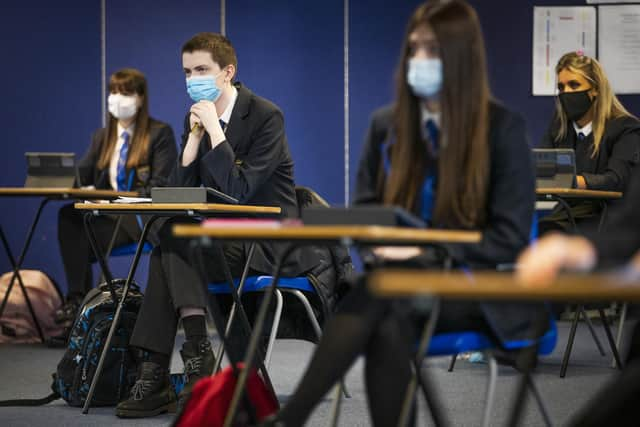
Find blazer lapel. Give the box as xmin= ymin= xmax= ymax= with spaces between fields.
xmin=224 ymin=83 xmax=252 ymax=150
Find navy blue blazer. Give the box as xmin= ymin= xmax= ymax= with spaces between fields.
xmin=356 ymin=102 xmax=546 ymax=344
xmin=173 ymin=82 xmax=315 ymax=276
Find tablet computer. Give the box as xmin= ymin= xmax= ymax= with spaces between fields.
xmin=151 ymin=187 xmax=239 ymax=204
xmin=24 ymin=152 xmax=76 ymax=188
xmin=302 ymin=205 xmax=426 ymax=228
xmin=533 ymin=148 xmax=576 ymax=189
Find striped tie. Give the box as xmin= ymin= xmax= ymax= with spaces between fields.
xmin=116 ymin=131 xmax=130 ymax=191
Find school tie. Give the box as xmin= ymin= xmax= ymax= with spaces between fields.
xmin=219 ymin=119 xmax=226 ymax=132
xmin=425 ymin=119 xmax=439 ymax=154
xmin=578 ymin=132 xmax=586 ymax=141
xmin=116 ymin=131 xmax=130 ymax=191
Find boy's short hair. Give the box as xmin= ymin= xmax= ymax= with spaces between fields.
xmin=182 ymin=32 xmax=238 ymax=70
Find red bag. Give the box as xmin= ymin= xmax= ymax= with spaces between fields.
xmin=175 ymin=363 xmax=278 ymax=427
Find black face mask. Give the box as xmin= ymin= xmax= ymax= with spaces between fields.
xmin=558 ymin=89 xmax=594 ymax=122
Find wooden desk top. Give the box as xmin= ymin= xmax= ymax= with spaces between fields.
xmin=369 ymin=270 xmax=640 ymax=301
xmin=536 ymin=188 xmax=622 ymax=200
xmin=74 ymin=202 xmax=282 ymax=215
xmin=172 ymin=223 xmax=482 ymax=244
xmin=0 ymin=187 xmax=136 ymax=199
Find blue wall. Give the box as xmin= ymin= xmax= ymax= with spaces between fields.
xmin=2 ymin=0 xmax=640 ymax=294
xmin=0 ymin=2 xmax=101 ymax=290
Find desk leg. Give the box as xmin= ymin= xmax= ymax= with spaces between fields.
xmin=83 ymin=212 xmax=116 ymax=293
xmin=82 ymin=215 xmax=158 ymax=414
xmin=214 ymin=242 xmax=257 ymax=372
xmin=223 ymin=244 xmax=297 ymax=427
xmin=0 ymin=199 xmax=49 ymax=342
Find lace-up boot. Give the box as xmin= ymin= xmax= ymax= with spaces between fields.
xmin=177 ymin=339 xmax=215 ymax=412
xmin=115 ymin=361 xmax=176 ymax=418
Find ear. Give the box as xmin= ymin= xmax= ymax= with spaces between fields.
xmin=589 ymin=87 xmax=598 ymax=99
xmin=224 ymin=64 xmax=236 ymax=83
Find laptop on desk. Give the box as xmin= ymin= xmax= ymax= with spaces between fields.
xmin=533 ymin=148 xmax=576 ymax=189
xmin=24 ymin=152 xmax=77 ymax=188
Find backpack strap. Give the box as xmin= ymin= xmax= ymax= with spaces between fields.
xmin=0 ymin=391 xmax=60 ymax=406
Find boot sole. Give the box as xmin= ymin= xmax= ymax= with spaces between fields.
xmin=116 ymin=401 xmax=177 ymax=418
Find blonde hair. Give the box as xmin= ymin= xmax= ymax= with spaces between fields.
xmin=554 ymin=52 xmax=635 ymax=157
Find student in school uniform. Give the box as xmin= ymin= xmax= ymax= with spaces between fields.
xmin=264 ymin=1 xmax=546 ymax=425
xmin=518 ymin=162 xmax=640 ymax=426
xmin=53 ymin=69 xmax=177 ymax=343
xmin=538 ymin=51 xmax=640 ymax=234
xmin=115 ymin=33 xmax=319 ymax=418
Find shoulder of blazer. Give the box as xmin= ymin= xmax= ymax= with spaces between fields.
xmin=147 ymin=117 xmax=172 ymax=139
xmin=369 ymin=104 xmax=394 ymax=148
xmin=488 ymin=101 xmax=527 ymax=149
xmin=602 ymin=115 xmax=640 ymax=144
xmin=233 ymin=82 xmax=282 ymax=122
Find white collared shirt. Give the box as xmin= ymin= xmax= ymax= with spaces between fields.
xmin=572 ymin=121 xmax=593 ymax=139
xmin=109 ymin=123 xmax=135 ymax=190
xmin=218 ymin=85 xmax=238 ymax=127
xmin=420 ymin=106 xmax=441 ymax=129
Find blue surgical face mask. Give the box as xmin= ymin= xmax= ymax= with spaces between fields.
xmin=186 ymin=72 xmax=223 ymax=102
xmin=406 ymin=58 xmax=443 ymax=99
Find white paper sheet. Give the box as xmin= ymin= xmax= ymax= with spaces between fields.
xmin=532 ymin=7 xmax=597 ymax=96
xmin=598 ymin=5 xmax=640 ymax=94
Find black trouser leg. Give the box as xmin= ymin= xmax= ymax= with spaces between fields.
xmin=58 ymin=203 xmax=136 ymax=297
xmin=279 ymin=284 xmax=389 ymax=426
xmin=129 ymin=217 xmax=246 ymax=356
xmin=366 ymin=310 xmax=414 ymax=427
xmin=130 ymin=246 xmax=178 ymax=356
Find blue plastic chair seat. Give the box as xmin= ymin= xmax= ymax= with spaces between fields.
xmin=207 ymin=275 xmax=314 ymax=294
xmin=110 ymin=242 xmax=153 ymax=257
xmin=426 ymin=318 xmax=557 ymax=357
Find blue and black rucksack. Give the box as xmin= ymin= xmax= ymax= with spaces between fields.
xmin=52 ymin=279 xmax=143 ymax=406
xmin=0 ymin=279 xmax=144 ymax=408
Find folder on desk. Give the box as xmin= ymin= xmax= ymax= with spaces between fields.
xmin=151 ymin=187 xmax=239 ymax=204
xmin=302 ymin=206 xmax=426 ymax=228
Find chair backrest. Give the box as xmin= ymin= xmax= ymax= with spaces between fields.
xmin=295 ymin=186 xmax=330 ymax=217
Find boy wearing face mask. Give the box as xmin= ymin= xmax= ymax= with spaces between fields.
xmin=116 ymin=32 xmax=317 ymax=418
xmin=51 ymin=68 xmax=177 ymax=345
xmin=538 ymin=51 xmax=640 ymax=235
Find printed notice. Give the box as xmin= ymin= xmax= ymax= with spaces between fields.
xmin=532 ymin=7 xmax=597 ymax=96
xmin=599 ymin=5 xmax=640 ymax=94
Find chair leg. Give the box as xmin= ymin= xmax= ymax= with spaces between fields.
xmin=328 ymin=382 xmax=344 ymax=427
xmin=580 ymin=308 xmax=606 ymax=356
xmin=448 ymin=354 xmax=457 ymax=372
xmin=599 ymin=309 xmax=623 ymax=371
xmin=527 ymin=375 xmax=553 ymax=427
xmin=560 ymin=305 xmax=581 ymax=378
xmin=613 ymin=303 xmax=628 ymax=368
xmin=287 ymin=289 xmax=350 ymax=398
xmin=481 ymin=356 xmax=498 ymax=427
xmin=264 ymin=290 xmax=283 ymax=369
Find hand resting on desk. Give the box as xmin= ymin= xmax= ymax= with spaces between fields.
xmin=516 ymin=233 xmax=597 ymax=288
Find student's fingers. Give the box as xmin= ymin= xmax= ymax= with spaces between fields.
xmin=516 ymin=235 xmax=568 ymax=288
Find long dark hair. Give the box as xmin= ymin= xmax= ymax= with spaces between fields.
xmin=385 ymin=0 xmax=491 ymax=229
xmin=97 ymin=68 xmax=151 ymax=170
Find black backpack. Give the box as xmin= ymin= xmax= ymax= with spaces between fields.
xmin=0 ymin=279 xmax=144 ymax=408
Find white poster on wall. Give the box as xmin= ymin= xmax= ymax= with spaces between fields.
xmin=532 ymin=7 xmax=597 ymax=96
xmin=599 ymin=5 xmax=640 ymax=94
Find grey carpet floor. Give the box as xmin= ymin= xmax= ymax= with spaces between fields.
xmin=0 ymin=320 xmax=627 ymax=426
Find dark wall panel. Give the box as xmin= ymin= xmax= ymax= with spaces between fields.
xmin=0 ymin=2 xmax=101 ymax=287
xmin=227 ymin=0 xmax=345 ymax=205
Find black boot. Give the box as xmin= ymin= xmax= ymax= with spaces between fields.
xmin=177 ymin=339 xmax=215 ymax=412
xmin=116 ymin=361 xmax=177 ymax=418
